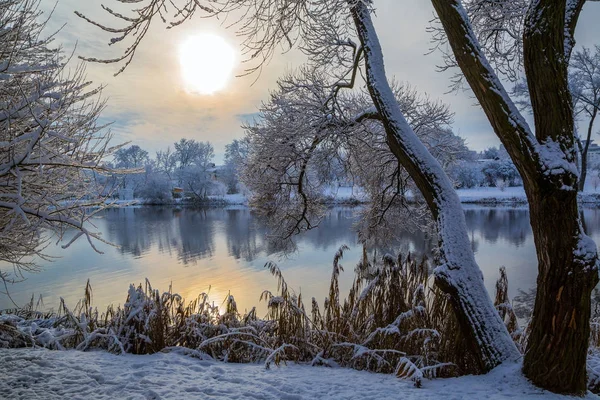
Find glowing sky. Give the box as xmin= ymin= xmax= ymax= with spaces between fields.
xmin=42 ymin=1 xmax=600 ymax=162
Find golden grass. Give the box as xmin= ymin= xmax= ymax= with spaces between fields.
xmin=4 ymin=248 xmax=600 ymax=388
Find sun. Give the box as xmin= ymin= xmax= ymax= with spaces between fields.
xmin=179 ymin=34 xmax=236 ymax=95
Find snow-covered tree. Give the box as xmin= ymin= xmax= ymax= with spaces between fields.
xmin=172 ymin=138 xmax=215 ymax=200
xmin=80 ymin=0 xmax=600 ymax=392
xmin=571 ymin=46 xmax=600 ymax=191
xmin=223 ymin=138 xmax=250 ymax=194
xmin=431 ymin=0 xmax=600 ymax=392
xmin=482 ymin=146 xmax=501 ymax=160
xmin=243 ymin=75 xmax=463 ymax=248
xmin=450 ymin=161 xmax=484 ymax=188
xmin=155 ymin=147 xmax=177 ymax=183
xmin=114 ymin=145 xmax=149 ymax=168
xmin=136 ymin=171 xmax=173 ymax=203
xmin=0 ymin=0 xmax=114 ymax=283
xmin=178 ymin=165 xmax=216 ymax=200
xmin=481 ymin=160 xmax=520 ymax=188
xmin=174 ymin=138 xmax=213 ymax=170
xmin=111 ymin=144 xmax=149 ymax=196
xmin=512 ymin=44 xmax=600 ymax=192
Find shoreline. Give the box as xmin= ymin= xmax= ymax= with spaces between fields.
xmin=112 ymin=188 xmax=600 ymax=208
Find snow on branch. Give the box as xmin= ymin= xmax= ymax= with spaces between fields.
xmin=0 ymin=0 xmax=119 ymax=283
xmin=242 ymin=61 xmax=462 ymax=246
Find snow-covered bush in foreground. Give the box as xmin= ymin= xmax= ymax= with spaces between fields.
xmin=4 ymin=250 xmax=600 ymax=392
xmin=0 ymin=247 xmax=600 ymax=392
xmin=0 ymin=248 xmax=480 ymax=386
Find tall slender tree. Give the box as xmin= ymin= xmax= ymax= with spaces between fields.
xmin=571 ymin=46 xmax=600 ymax=191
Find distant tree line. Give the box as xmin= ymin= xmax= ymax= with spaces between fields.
xmin=108 ymin=136 xmax=530 ymax=204
xmin=102 ymin=137 xmax=252 ymax=203
xmin=449 ymin=146 xmax=521 ymax=190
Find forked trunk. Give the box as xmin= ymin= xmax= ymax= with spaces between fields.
xmin=520 ymin=1 xmax=598 ymax=393
xmin=579 ymin=110 xmax=597 ymax=192
xmin=430 ymin=0 xmax=600 ymax=393
xmin=350 ymin=1 xmax=519 ymax=371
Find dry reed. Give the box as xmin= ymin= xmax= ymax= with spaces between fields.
xmin=3 ymin=248 xmax=600 ymax=390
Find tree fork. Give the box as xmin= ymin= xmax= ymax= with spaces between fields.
xmin=431 ymin=0 xmax=600 ymax=393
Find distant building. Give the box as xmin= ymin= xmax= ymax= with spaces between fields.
xmin=172 ymin=187 xmax=184 ymax=198
xmin=584 ymin=140 xmax=600 ymax=166
xmin=206 ymin=164 xmax=220 ymax=181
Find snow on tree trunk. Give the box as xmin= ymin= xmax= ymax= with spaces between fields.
xmin=431 ymin=0 xmax=600 ymax=393
xmin=349 ymin=1 xmax=519 ymax=372
xmin=521 ymin=1 xmax=599 ymax=394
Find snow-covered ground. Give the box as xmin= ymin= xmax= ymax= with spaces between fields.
xmin=208 ymin=193 xmax=248 ymax=205
xmin=456 ymin=186 xmax=600 ymax=204
xmin=0 ymin=348 xmax=596 ymax=400
xmin=456 ymin=186 xmax=527 ymax=204
xmin=106 ymin=185 xmax=600 ymax=207
xmin=321 ymin=185 xmax=367 ymax=203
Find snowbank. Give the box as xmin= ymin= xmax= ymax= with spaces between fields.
xmin=456 ymin=186 xmax=600 ymax=205
xmin=0 ymin=348 xmax=596 ymax=399
xmin=456 ymin=187 xmax=527 ymax=204
xmin=105 ymin=186 xmax=600 ymax=207
xmin=321 ymin=185 xmax=368 ymax=204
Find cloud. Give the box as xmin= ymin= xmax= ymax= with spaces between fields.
xmin=38 ymin=0 xmax=283 ymax=160
xmin=39 ymin=0 xmax=600 ymax=159
xmin=235 ymin=112 xmax=261 ymax=124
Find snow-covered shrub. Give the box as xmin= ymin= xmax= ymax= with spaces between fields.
xmin=137 ymin=176 xmax=172 ymax=204
xmin=495 ymin=178 xmax=507 ymax=192
xmin=0 ymin=251 xmax=465 ymax=381
xmin=450 ymin=161 xmax=484 ymax=189
xmin=115 ymin=281 xmax=169 ymax=354
xmin=482 ymin=160 xmax=520 ymax=187
xmin=0 ymin=316 xmax=32 ymax=348
xmin=19 ymin=251 xmax=600 ymax=385
xmin=262 ymin=248 xmax=468 ymax=381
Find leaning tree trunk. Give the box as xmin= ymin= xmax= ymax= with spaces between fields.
xmin=431 ymin=0 xmax=600 ymax=394
xmin=350 ymin=1 xmax=519 ymax=372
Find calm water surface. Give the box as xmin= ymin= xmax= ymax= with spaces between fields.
xmin=3 ymin=206 xmax=600 ymax=314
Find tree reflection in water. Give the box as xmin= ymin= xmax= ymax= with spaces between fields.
xmin=4 ymin=205 xmax=600 ymax=313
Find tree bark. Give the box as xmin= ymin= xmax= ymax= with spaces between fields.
xmin=521 ymin=2 xmax=598 ymax=393
xmin=349 ymin=1 xmax=519 ymax=372
xmin=524 ymin=186 xmax=598 ymax=393
xmin=431 ymin=0 xmax=600 ymax=394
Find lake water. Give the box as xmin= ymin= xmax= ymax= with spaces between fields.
xmin=3 ymin=205 xmax=600 ymax=314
